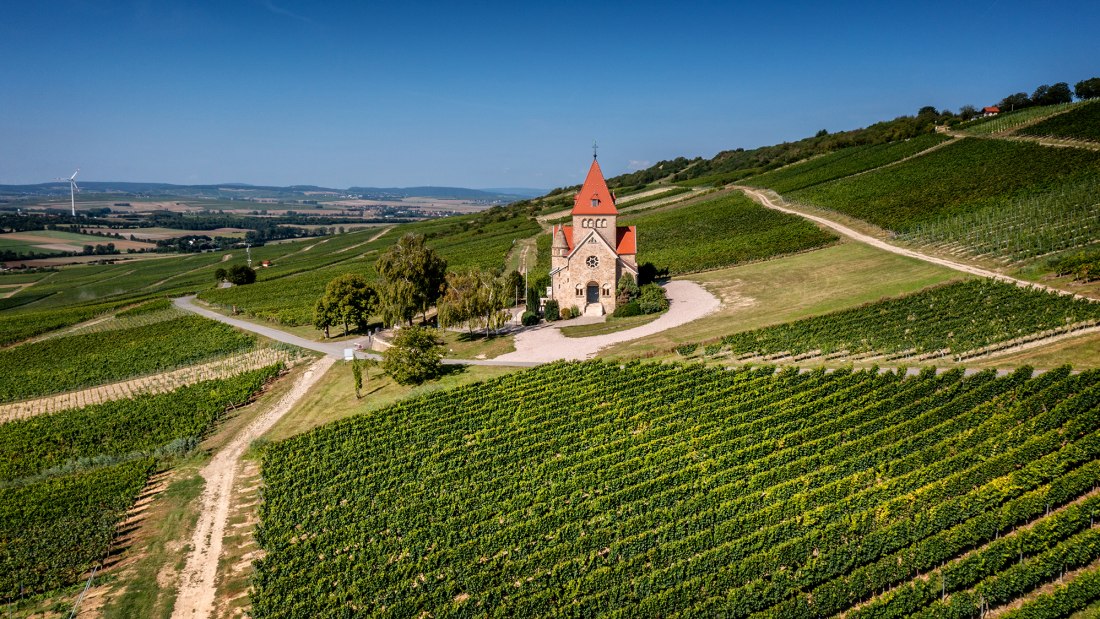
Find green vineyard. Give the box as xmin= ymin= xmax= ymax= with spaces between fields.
xmin=252 ymin=360 xmax=1100 ymax=617
xmin=0 ymin=365 xmax=283 ymax=596
xmin=790 ymin=138 xmax=1100 ymax=232
xmin=1017 ymin=100 xmax=1100 ymax=143
xmin=622 ymin=192 xmax=837 ymax=275
xmin=705 ymin=279 xmax=1100 ymax=361
xmin=199 ymin=209 xmax=540 ymax=325
xmin=744 ymin=133 xmax=949 ymax=194
xmin=0 ymin=314 xmax=255 ymax=402
xmin=897 ymin=173 xmax=1100 ymax=265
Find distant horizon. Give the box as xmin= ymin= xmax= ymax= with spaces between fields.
xmin=3 ymin=1 xmax=1098 ymax=188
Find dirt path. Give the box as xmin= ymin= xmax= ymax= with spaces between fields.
xmin=737 ymin=187 xmax=1092 ymax=300
xmin=171 ymin=356 xmax=335 ymax=619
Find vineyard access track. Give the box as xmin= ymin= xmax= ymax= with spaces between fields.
xmin=737 ymin=186 xmax=1095 ymax=302
xmin=171 ymin=356 xmax=335 ymax=619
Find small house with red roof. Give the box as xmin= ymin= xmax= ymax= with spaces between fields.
xmin=983 ymin=106 xmax=1000 ymax=117
xmin=548 ymin=154 xmax=637 ymax=316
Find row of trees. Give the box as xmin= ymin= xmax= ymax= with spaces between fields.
xmin=312 ymin=232 xmax=529 ymax=339
xmin=991 ymin=78 xmax=1099 ymax=114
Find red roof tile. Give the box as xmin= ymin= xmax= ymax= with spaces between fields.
xmin=572 ymin=159 xmax=618 ymax=215
xmin=616 ymin=226 xmax=636 ymax=255
xmin=561 ymin=225 xmax=573 ymax=250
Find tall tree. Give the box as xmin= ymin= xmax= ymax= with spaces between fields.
xmin=313 ymin=296 xmax=337 ymax=338
xmin=318 ymin=274 xmax=377 ymax=336
xmin=1033 ymin=82 xmax=1072 ymax=106
xmin=437 ymin=270 xmax=511 ymax=337
xmin=1075 ymin=77 xmax=1100 ymax=100
xmin=375 ymin=233 xmax=448 ymax=325
xmin=999 ymin=92 xmax=1031 ymax=111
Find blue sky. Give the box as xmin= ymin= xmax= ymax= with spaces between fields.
xmin=2 ymin=1 xmax=1097 ymax=189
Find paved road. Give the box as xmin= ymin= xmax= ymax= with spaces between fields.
xmin=496 ymin=280 xmax=721 ymax=362
xmin=173 ymin=296 xmax=540 ymax=367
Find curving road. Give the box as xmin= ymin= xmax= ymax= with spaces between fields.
xmin=175 ymin=282 xmax=721 ymax=366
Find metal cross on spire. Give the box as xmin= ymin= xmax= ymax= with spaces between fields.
xmin=593 ymin=140 xmax=598 ymax=160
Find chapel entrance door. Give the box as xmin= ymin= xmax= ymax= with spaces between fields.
xmin=586 ymin=283 xmax=599 ymax=304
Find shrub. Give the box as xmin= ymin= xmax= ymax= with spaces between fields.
xmin=637 ymin=283 xmax=670 ymax=314
xmin=675 ymin=343 xmax=698 ymax=356
xmin=613 ymin=301 xmax=642 ymax=318
xmin=704 ymin=343 xmax=723 ymax=356
xmin=559 ymin=306 xmax=573 ymax=320
xmin=544 ymin=299 xmax=560 ymax=321
xmin=521 ymin=311 xmax=539 ymax=326
xmin=381 ymin=326 xmax=443 ymax=385
xmin=226 ymin=264 xmax=257 ymax=285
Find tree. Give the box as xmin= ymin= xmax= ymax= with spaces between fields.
xmin=318 ymin=274 xmax=377 ymax=336
xmin=382 ymin=325 xmax=443 ymax=385
xmin=616 ymin=273 xmax=640 ymax=305
xmin=437 ymin=270 xmax=511 ymax=336
xmin=313 ymin=296 xmax=338 ymax=338
xmin=214 ymin=267 xmax=227 ymax=282
xmin=1075 ymin=77 xmax=1100 ymax=100
xmin=226 ymin=265 xmax=256 ymax=285
xmin=999 ymin=92 xmax=1031 ymax=111
xmin=544 ymin=299 xmax=560 ymax=321
xmin=958 ymin=105 xmax=979 ymax=121
xmin=1033 ymin=82 xmax=1072 ymax=106
xmin=375 ymin=233 xmax=447 ymax=325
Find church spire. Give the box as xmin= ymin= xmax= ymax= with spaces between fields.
xmin=572 ymin=155 xmax=617 ymax=215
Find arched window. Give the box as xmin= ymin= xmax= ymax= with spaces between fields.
xmin=598 ymin=219 xmax=606 ymax=228
xmin=602 ymin=284 xmax=611 ymax=297
xmin=575 ymin=284 xmax=584 ymax=297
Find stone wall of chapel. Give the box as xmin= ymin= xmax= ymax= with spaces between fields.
xmin=572 ymin=214 xmax=618 ymax=248
xmin=553 ymin=235 xmax=621 ymax=313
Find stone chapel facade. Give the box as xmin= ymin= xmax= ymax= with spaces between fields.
xmin=548 ymin=156 xmax=637 ymax=315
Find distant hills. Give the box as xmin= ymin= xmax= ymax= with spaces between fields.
xmin=0 ymin=182 xmax=545 ymax=203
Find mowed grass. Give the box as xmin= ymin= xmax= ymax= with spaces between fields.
xmin=621 ymin=191 xmax=837 ymax=274
xmin=791 ymin=138 xmax=1100 ymax=232
xmin=262 ymin=361 xmax=520 ymax=442
xmin=600 ymin=240 xmax=964 ymax=359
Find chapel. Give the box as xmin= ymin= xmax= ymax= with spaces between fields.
xmin=548 ymin=154 xmax=637 ymax=315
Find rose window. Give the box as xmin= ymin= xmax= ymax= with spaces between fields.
xmin=585 ymin=256 xmax=599 ymax=269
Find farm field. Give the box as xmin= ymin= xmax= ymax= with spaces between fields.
xmin=790 ymin=138 xmax=1100 ymax=233
xmin=620 ymin=192 xmax=837 ymax=275
xmin=82 ymin=226 xmax=251 ymax=240
xmin=1017 ymin=100 xmax=1100 ymax=142
xmin=2 ymin=229 xmax=156 ymax=252
xmin=694 ymin=279 xmax=1100 ymax=363
xmin=744 ymin=133 xmax=950 ymax=193
xmin=253 ymin=361 xmax=1100 ymax=617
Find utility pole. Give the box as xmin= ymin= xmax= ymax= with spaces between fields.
xmin=246 ymin=243 xmax=252 ymax=268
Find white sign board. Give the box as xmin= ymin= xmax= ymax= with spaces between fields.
xmin=344 ymin=348 xmax=355 ymax=361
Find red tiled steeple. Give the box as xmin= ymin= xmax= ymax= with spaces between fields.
xmin=572 ymin=158 xmax=618 ymax=215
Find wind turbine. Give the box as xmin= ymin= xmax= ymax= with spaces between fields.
xmin=58 ymin=169 xmax=79 ymax=216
